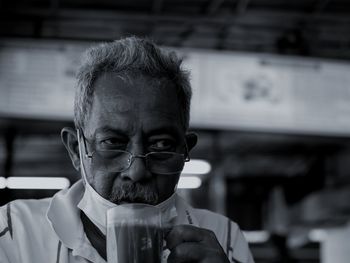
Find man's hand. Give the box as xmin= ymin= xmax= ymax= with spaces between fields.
xmin=165 ymin=225 xmax=230 ymax=263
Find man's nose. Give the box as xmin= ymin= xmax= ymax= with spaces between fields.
xmin=121 ymin=156 xmax=152 ymax=182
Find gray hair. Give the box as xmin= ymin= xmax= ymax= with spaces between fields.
xmin=74 ymin=37 xmax=192 ymax=131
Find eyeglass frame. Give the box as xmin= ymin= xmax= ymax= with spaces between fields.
xmin=77 ymin=128 xmax=190 ymax=173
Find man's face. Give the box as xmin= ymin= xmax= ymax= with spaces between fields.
xmin=81 ymin=72 xmax=187 ymax=205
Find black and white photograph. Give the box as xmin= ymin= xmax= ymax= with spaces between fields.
xmin=1 ymin=1 xmax=350 ymax=262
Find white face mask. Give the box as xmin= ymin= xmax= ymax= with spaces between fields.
xmin=76 ymin=130 xmax=178 ymax=235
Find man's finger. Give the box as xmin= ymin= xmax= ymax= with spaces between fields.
xmin=165 ymin=225 xmax=214 ymax=250
xmin=162 ymin=226 xmax=172 ymax=237
xmin=167 ymin=242 xmax=206 ymax=263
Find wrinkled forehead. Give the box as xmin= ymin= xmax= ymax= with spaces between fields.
xmin=83 ymin=72 xmax=185 ymax=138
xmin=94 ymin=72 xmax=177 ymax=107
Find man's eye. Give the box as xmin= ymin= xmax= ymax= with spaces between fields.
xmin=100 ymin=138 xmax=126 ymax=148
xmin=149 ymin=139 xmax=175 ymax=152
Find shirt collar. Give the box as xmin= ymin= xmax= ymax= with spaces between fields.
xmin=46 ymin=180 xmax=106 ymax=262
xmin=173 ymin=194 xmax=199 ymax=227
xmin=46 ymin=180 xmax=85 ymax=249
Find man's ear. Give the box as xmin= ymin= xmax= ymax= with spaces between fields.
xmin=61 ymin=127 xmax=80 ymax=171
xmin=185 ymin=132 xmax=198 ymax=151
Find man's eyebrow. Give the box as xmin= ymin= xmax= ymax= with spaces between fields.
xmin=146 ymin=126 xmax=182 ymax=139
xmin=94 ymin=126 xmax=128 ymax=136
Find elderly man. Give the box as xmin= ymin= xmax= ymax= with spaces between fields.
xmin=0 ymin=37 xmax=254 ymax=263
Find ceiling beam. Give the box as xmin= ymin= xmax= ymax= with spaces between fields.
xmin=206 ymin=0 xmax=226 ymax=15
xmin=215 ymin=25 xmax=231 ymax=49
xmin=152 ymin=0 xmax=163 ymax=14
xmin=236 ymin=0 xmax=250 ymax=14
xmin=4 ymin=8 xmax=350 ymax=26
xmin=312 ymin=0 xmax=332 ymax=14
xmin=177 ymin=25 xmax=196 ymax=46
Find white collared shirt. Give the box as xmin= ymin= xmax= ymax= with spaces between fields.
xmin=0 ymin=180 xmax=254 ymax=263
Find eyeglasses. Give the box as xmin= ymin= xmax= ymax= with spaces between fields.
xmin=78 ymin=129 xmax=190 ymax=175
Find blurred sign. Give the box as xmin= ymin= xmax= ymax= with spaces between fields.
xmin=1 ymin=40 xmax=350 ymax=136
xmin=0 ymin=40 xmax=87 ymax=120
xmin=182 ymin=49 xmax=350 ymax=136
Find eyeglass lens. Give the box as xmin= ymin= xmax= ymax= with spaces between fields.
xmin=90 ymin=150 xmax=185 ymax=174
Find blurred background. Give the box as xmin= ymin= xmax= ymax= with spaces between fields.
xmin=1 ymin=0 xmax=350 ymax=262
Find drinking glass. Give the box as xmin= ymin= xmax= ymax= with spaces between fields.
xmin=106 ymin=204 xmax=163 ymax=263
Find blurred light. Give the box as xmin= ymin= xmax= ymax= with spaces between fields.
xmin=182 ymin=159 xmax=211 ymax=175
xmin=6 ymin=177 xmax=70 ymax=190
xmin=309 ymin=229 xmax=328 ymax=242
xmin=242 ymin=231 xmax=270 ymax=243
xmin=0 ymin=177 xmax=6 ymax=189
xmin=178 ymin=176 xmax=202 ymax=189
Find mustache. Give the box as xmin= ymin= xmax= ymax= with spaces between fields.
xmin=108 ymin=181 xmax=159 ymax=205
